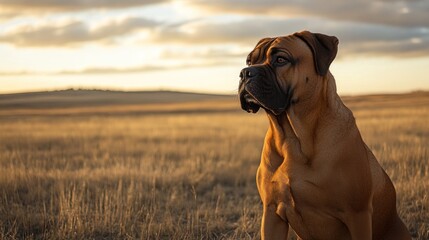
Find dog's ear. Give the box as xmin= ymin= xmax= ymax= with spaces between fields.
xmin=294 ymin=31 xmax=339 ymax=76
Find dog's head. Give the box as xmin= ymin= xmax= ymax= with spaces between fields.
xmin=239 ymin=31 xmax=339 ymax=115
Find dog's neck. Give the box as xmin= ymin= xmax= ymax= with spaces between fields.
xmin=267 ymin=72 xmax=352 ymax=161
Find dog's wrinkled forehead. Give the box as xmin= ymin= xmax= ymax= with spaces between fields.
xmin=246 ymin=35 xmax=301 ymax=66
xmin=246 ymin=32 xmax=339 ymax=76
xmin=246 ymin=38 xmax=275 ymax=65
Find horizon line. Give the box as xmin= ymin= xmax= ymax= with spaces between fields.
xmin=0 ymin=87 xmax=428 ymax=97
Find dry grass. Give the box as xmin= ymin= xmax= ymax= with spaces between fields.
xmin=0 ymin=93 xmax=428 ymax=239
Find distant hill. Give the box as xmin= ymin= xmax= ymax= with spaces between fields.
xmin=0 ymin=89 xmax=427 ymax=116
xmin=0 ymin=89 xmax=236 ymax=109
xmin=341 ymin=91 xmax=429 ymax=110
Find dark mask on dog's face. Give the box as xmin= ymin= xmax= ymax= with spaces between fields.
xmin=238 ymin=31 xmax=338 ymax=115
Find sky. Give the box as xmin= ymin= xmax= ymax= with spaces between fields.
xmin=0 ymin=0 xmax=428 ymax=95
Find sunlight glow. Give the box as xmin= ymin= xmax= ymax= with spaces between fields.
xmin=0 ymin=1 xmax=428 ymax=94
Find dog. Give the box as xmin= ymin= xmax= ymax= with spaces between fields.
xmin=238 ymin=30 xmax=411 ymax=240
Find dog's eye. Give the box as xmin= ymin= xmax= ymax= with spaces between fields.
xmin=276 ymin=56 xmax=288 ymax=64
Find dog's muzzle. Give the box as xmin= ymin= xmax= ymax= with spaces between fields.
xmin=239 ymin=67 xmax=261 ymax=113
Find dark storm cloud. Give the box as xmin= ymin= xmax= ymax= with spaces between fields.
xmin=0 ymin=17 xmax=160 ymax=47
xmin=188 ymin=0 xmax=429 ymax=28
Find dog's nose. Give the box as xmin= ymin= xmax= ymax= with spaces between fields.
xmin=240 ymin=67 xmax=257 ymax=81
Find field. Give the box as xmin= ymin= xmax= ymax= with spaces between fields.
xmin=0 ymin=90 xmax=428 ymax=239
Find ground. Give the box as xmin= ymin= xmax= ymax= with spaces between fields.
xmin=0 ymin=91 xmax=428 ymax=239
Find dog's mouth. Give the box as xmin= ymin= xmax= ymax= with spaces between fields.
xmin=240 ymin=90 xmax=261 ymax=113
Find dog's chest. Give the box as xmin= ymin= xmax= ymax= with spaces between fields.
xmin=269 ymin=166 xmax=351 ymax=239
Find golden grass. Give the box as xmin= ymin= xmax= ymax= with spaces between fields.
xmin=0 ymin=95 xmax=428 ymax=239
xmin=0 ymin=99 xmax=238 ymax=117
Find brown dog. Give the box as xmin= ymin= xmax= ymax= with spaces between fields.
xmin=238 ymin=31 xmax=411 ymax=240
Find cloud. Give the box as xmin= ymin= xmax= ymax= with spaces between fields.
xmin=58 ymin=65 xmax=169 ymax=74
xmin=1 ymin=0 xmax=428 ymax=58
xmin=60 ymin=62 xmax=235 ymax=74
xmin=151 ymin=18 xmax=309 ymax=44
xmin=187 ymin=0 xmax=429 ymax=28
xmin=150 ymin=17 xmax=429 ymax=58
xmin=0 ymin=17 xmax=160 ymax=47
xmin=2 ymin=12 xmax=428 ymax=57
xmin=0 ymin=0 xmax=167 ymax=13
xmin=0 ymin=70 xmax=33 ymax=76
xmin=160 ymin=48 xmax=247 ymax=59
xmin=0 ymin=60 xmax=238 ymax=76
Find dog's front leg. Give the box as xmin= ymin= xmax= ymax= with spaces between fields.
xmin=344 ymin=211 xmax=372 ymax=240
xmin=261 ymin=203 xmax=289 ymax=240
